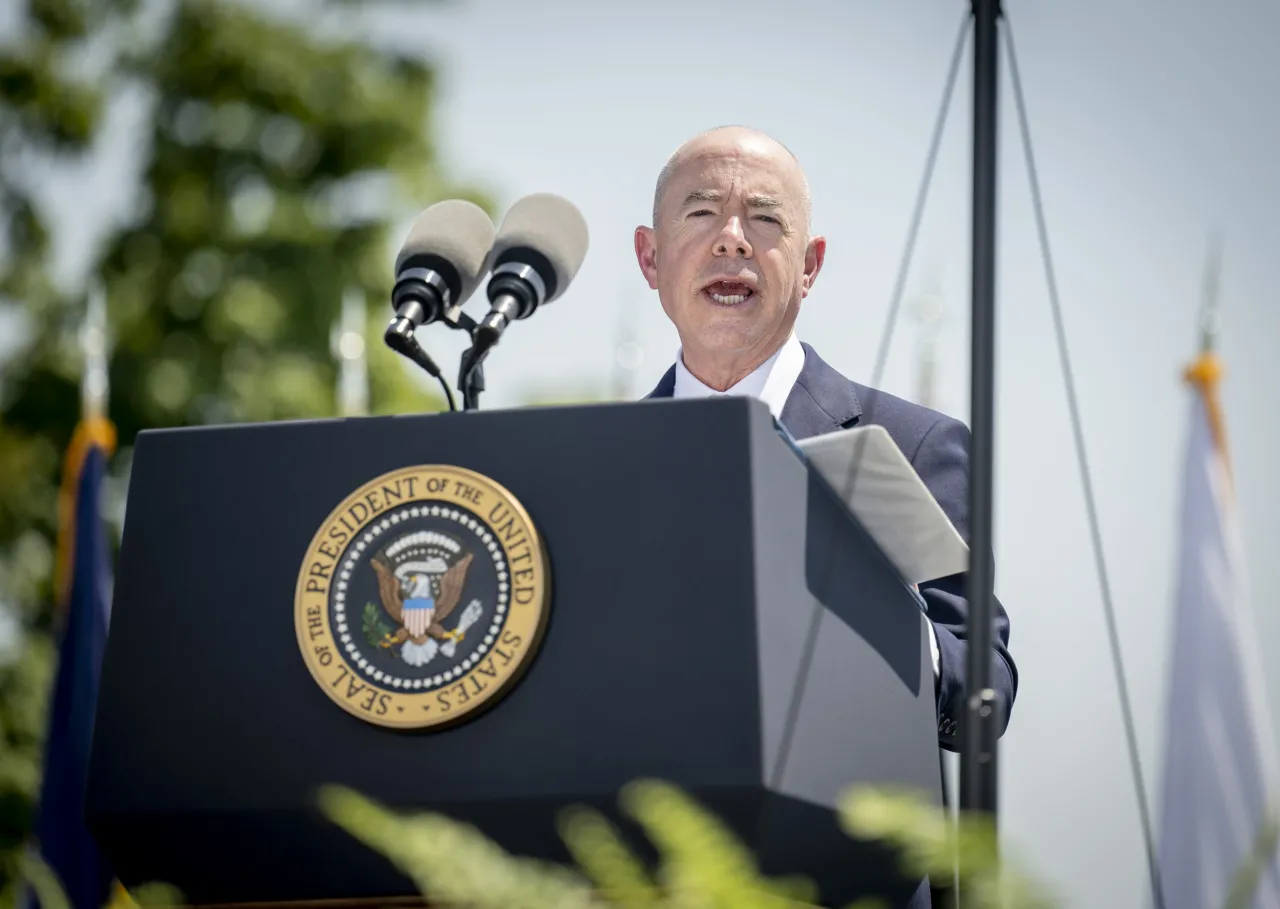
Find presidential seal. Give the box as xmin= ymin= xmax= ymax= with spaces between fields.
xmin=294 ymin=465 xmax=550 ymax=729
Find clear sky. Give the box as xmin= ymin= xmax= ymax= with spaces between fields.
xmin=18 ymin=0 xmax=1280 ymax=905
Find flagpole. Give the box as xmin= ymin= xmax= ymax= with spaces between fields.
xmin=1198 ymin=235 xmax=1222 ymax=355
xmin=334 ymin=289 xmax=369 ymax=417
xmin=611 ymin=279 xmax=644 ymax=401
xmin=960 ymin=0 xmax=1003 ymax=832
xmin=912 ymin=273 xmax=944 ymax=410
xmin=81 ymin=284 xmax=109 ymax=421
xmin=1186 ymin=237 xmax=1230 ymax=475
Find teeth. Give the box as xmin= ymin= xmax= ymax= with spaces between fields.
xmin=709 ymin=292 xmax=748 ymax=305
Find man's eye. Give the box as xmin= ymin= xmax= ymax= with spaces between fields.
xmin=688 ymin=209 xmax=713 ymax=217
xmin=756 ymin=214 xmax=780 ymax=224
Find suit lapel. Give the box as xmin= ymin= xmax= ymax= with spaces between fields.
xmin=779 ymin=343 xmax=862 ymax=440
xmin=646 ymin=365 xmax=676 ymax=399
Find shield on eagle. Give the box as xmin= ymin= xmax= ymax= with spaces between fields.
xmin=369 ymin=531 xmax=480 ymax=667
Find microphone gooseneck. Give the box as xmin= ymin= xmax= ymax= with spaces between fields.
xmin=473 ymin=262 xmax=548 ymax=353
xmin=459 ymin=194 xmax=589 ymax=411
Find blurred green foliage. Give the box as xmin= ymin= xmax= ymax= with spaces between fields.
xmin=6 ymin=851 xmax=70 ymax=909
xmin=1225 ymin=807 xmax=1280 ymax=909
xmin=18 ymin=771 xmax=1280 ymax=909
xmin=0 ymin=638 xmax=55 ymax=886
xmin=0 ymin=0 xmax=490 ymax=897
xmin=320 ymin=780 xmax=1062 ymax=909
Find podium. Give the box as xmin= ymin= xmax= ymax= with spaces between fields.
xmin=86 ymin=396 xmax=943 ymax=907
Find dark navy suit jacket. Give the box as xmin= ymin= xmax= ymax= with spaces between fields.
xmin=646 ymin=342 xmax=1018 ymax=751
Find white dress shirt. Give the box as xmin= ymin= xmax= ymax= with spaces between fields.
xmin=670 ymin=332 xmax=942 ymax=681
xmin=673 ymin=332 xmax=806 ymax=421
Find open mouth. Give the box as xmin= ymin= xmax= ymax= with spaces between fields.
xmin=701 ymin=280 xmax=756 ymax=306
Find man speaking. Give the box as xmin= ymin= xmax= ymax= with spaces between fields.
xmin=635 ymin=126 xmax=1017 ymax=752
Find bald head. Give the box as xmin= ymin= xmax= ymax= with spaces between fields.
xmin=652 ymin=126 xmax=812 ymax=233
xmin=634 ymin=124 xmax=827 ymax=391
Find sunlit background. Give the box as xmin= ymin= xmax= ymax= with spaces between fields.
xmin=3 ymin=1 xmax=1279 ymax=907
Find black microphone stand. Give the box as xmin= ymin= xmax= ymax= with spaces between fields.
xmin=454 ymin=303 xmax=492 ymax=412
xmin=458 ymin=346 xmax=487 ymax=412
xmin=441 ymin=304 xmax=485 ymax=412
xmin=960 ymin=0 xmax=1002 ymax=844
xmin=457 ymin=269 xmax=542 ymax=412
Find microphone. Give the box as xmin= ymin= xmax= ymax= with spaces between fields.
xmin=385 ymin=199 xmax=495 ymax=412
xmin=387 ymin=199 xmax=495 ymax=342
xmin=471 ymin=193 xmax=590 ymax=354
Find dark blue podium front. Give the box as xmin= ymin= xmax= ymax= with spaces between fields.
xmin=87 ymin=396 xmax=941 ymax=907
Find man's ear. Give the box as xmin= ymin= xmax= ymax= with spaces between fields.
xmin=801 ymin=235 xmax=826 ymax=297
xmin=635 ymin=226 xmax=659 ymax=290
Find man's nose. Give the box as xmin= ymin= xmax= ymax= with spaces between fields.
xmin=712 ymin=216 xmax=752 ymax=258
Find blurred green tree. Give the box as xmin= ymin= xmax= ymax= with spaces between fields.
xmin=0 ymin=0 xmax=489 ymax=898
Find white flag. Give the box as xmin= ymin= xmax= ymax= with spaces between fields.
xmin=1157 ymin=356 xmax=1280 ymax=909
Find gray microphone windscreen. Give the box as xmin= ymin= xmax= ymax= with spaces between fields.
xmin=394 ymin=199 xmax=496 ymax=306
xmin=492 ymin=193 xmax=589 ymax=303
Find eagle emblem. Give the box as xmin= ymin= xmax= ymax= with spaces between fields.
xmin=295 ymin=464 xmax=550 ymax=729
xmin=367 ymin=530 xmax=484 ymax=667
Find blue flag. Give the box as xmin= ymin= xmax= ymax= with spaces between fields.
xmin=29 ymin=417 xmax=117 ymax=909
xmin=1156 ymin=355 xmax=1280 ymax=908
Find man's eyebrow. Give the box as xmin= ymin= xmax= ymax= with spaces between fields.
xmin=681 ymin=188 xmax=724 ymax=206
xmin=681 ymin=189 xmax=785 ymax=210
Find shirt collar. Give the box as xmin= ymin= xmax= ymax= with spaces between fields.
xmin=671 ymin=333 xmax=805 ymax=420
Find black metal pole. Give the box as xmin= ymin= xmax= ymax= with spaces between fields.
xmin=960 ymin=0 xmax=1002 ymax=827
